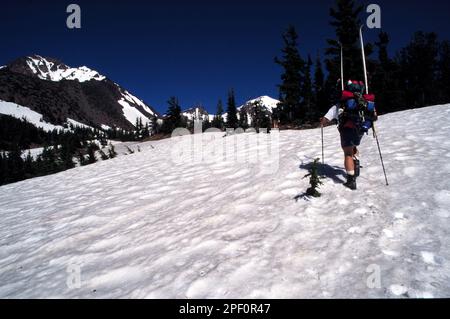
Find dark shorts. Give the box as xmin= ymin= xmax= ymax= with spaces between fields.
xmin=340 ymin=127 xmax=363 ymax=148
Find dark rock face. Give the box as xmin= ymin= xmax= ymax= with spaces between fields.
xmin=0 ymin=55 xmax=158 ymax=129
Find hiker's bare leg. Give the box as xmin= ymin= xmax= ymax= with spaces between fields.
xmin=343 ymin=146 xmax=355 ymax=173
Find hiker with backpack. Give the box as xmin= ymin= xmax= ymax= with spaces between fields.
xmin=320 ymin=80 xmax=378 ymax=190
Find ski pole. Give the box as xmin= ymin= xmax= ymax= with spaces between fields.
xmin=359 ymin=26 xmax=369 ymax=95
xmin=321 ymin=124 xmax=325 ymax=164
xmin=372 ymin=124 xmax=389 ymax=186
xmin=340 ymin=42 xmax=344 ymax=91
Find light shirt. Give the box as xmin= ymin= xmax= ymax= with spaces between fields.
xmin=324 ymin=105 xmax=340 ymax=121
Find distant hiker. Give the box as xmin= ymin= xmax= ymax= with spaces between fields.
xmin=320 ymin=80 xmax=378 ymax=190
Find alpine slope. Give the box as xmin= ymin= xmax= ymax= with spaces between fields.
xmin=0 ymin=104 xmax=450 ymax=298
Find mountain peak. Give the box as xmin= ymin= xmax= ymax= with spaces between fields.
xmin=6 ymin=55 xmax=106 ymax=83
xmin=238 ymin=96 xmax=280 ymax=112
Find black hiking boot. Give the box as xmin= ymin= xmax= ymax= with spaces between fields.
xmin=344 ymin=174 xmax=357 ymax=190
xmin=354 ymin=158 xmax=360 ymax=178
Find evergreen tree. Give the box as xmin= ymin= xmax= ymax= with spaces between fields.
xmin=77 ymin=151 xmax=85 ymax=166
xmin=0 ymin=152 xmax=6 ymax=185
xmin=87 ymin=143 xmax=98 ymax=164
xmin=438 ymin=40 xmax=450 ymax=103
xmin=143 ymin=122 xmax=150 ymax=138
xmin=23 ymin=151 xmax=34 ymax=179
xmin=372 ymin=31 xmax=404 ymax=113
xmin=249 ymin=100 xmax=271 ymax=133
xmin=303 ymin=55 xmax=315 ymax=123
xmin=59 ymin=139 xmax=75 ymax=170
xmin=41 ymin=145 xmax=58 ymax=173
xmin=314 ymin=53 xmax=328 ymax=115
xmin=303 ymin=158 xmax=323 ymax=198
xmin=325 ymin=0 xmax=372 ymax=104
xmin=5 ymin=144 xmax=24 ymax=184
xmin=162 ymin=97 xmax=184 ymax=134
xmin=150 ymin=116 xmax=158 ymax=135
xmin=211 ymin=99 xmax=225 ymax=130
xmin=202 ymin=117 xmax=211 ymax=131
xmin=398 ymin=31 xmax=439 ymax=108
xmin=226 ymin=89 xmax=238 ymax=129
xmin=238 ymin=109 xmax=249 ymax=130
xmin=275 ymin=25 xmax=305 ymax=124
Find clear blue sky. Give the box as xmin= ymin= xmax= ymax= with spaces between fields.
xmin=1 ymin=0 xmax=450 ymax=114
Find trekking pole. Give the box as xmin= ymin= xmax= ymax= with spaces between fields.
xmin=360 ymin=25 xmax=388 ymax=186
xmin=372 ymin=124 xmax=389 ymax=186
xmin=321 ymin=124 xmax=325 ymax=164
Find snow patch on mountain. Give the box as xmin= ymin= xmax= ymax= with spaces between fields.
xmin=120 ymin=90 xmax=156 ymax=116
xmin=0 ymin=100 xmax=65 ymax=132
xmin=1 ymin=100 xmax=110 ymax=132
xmin=118 ymin=97 xmax=151 ymax=126
xmin=238 ymin=96 xmax=280 ymax=112
xmin=25 ymin=55 xmax=105 ymax=82
xmin=67 ymin=118 xmax=95 ymax=130
xmin=182 ymin=106 xmax=211 ymax=122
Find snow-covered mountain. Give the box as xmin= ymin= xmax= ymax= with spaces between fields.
xmin=182 ymin=106 xmax=212 ymax=122
xmin=238 ymin=95 xmax=280 ymax=113
xmin=9 ymin=55 xmax=106 ymax=82
xmin=181 ymin=96 xmax=280 ymax=124
xmin=2 ymin=104 xmax=449 ymax=298
xmin=0 ymin=55 xmax=158 ymax=130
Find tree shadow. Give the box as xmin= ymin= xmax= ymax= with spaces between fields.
xmin=299 ymin=161 xmax=347 ymax=185
xmin=293 ymin=159 xmax=347 ymax=202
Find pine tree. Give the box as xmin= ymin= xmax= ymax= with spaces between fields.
xmin=202 ymin=117 xmax=211 ymax=131
xmin=303 ymin=158 xmax=323 ymax=198
xmin=226 ymin=89 xmax=238 ymax=129
xmin=314 ymin=53 xmax=328 ymax=115
xmin=162 ymin=97 xmax=183 ymax=134
xmin=250 ymin=100 xmax=264 ymax=133
xmin=325 ymin=0 xmax=372 ymax=103
xmin=303 ymin=55 xmax=315 ymax=123
xmin=59 ymin=139 xmax=75 ymax=170
xmin=398 ymin=32 xmax=439 ymax=108
xmin=143 ymin=122 xmax=150 ymax=138
xmin=0 ymin=152 xmax=6 ymax=185
xmin=211 ymin=99 xmax=224 ymax=130
xmin=238 ymin=109 xmax=249 ymax=130
xmin=41 ymin=145 xmax=58 ymax=173
xmin=372 ymin=31 xmax=404 ymax=114
xmin=87 ymin=143 xmax=98 ymax=164
xmin=78 ymin=150 xmax=87 ymax=166
xmin=5 ymin=144 xmax=24 ymax=184
xmin=275 ymin=25 xmax=305 ymax=124
xmin=150 ymin=116 xmax=158 ymax=135
xmin=23 ymin=151 xmax=34 ymax=178
xmin=438 ymin=40 xmax=450 ymax=103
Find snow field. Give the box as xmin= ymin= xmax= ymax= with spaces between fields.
xmin=0 ymin=104 xmax=450 ymax=298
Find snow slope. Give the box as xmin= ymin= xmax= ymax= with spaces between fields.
xmin=1 ymin=104 xmax=450 ymax=298
xmin=0 ymin=100 xmax=111 ymax=132
xmin=0 ymin=100 xmax=65 ymax=132
xmin=118 ymin=90 xmax=155 ymax=126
